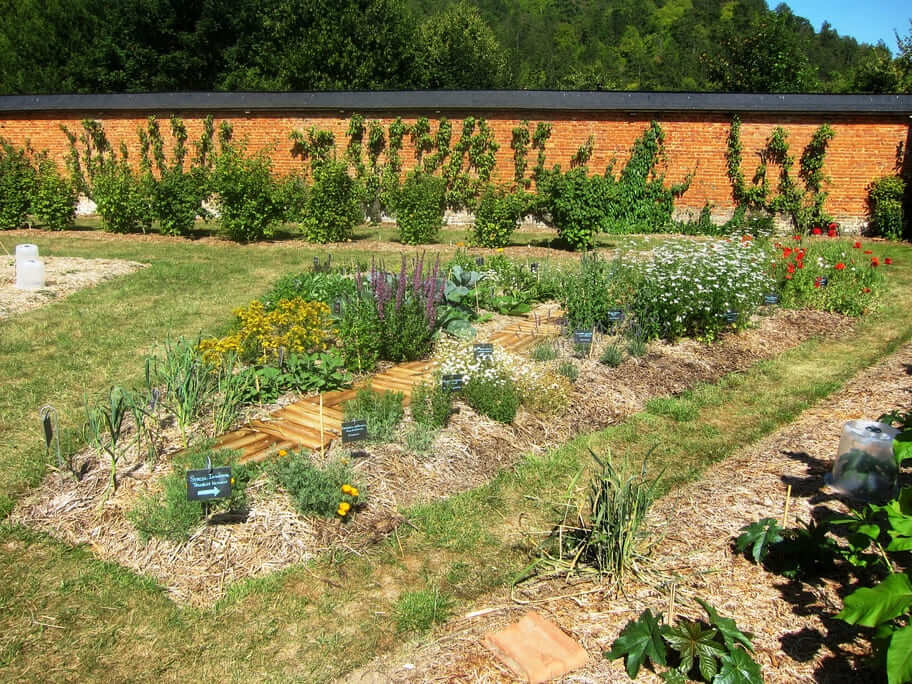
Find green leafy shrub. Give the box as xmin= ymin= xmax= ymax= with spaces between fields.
xmin=867 ymin=175 xmax=906 ymax=240
xmin=0 ymin=139 xmax=35 ymax=229
xmin=343 ymin=386 xmax=404 ymax=442
xmin=539 ymin=166 xmax=609 ymax=250
xmin=277 ymin=172 xmax=309 ymax=223
xmin=472 ymin=187 xmax=528 ymax=247
xmin=302 ymin=160 xmax=361 ymax=243
xmin=395 ymin=170 xmax=446 ymax=245
xmin=260 ymin=271 xmax=357 ymax=310
xmin=560 ymin=254 xmax=641 ymax=330
xmin=93 ymin=161 xmax=152 ymax=234
xmin=237 ymin=351 xmax=351 ymax=404
xmin=410 ymin=378 xmax=453 ymax=429
xmin=30 ymin=157 xmax=76 ymax=230
xmin=268 ymin=452 xmax=361 ymax=519
xmin=139 ymin=116 xmax=210 ymax=237
xmin=211 ymin=142 xmax=282 ymax=242
xmin=337 ymin=291 xmax=383 ymax=372
xmin=462 ymin=370 xmax=520 ymax=424
xmin=128 ymin=446 xmax=249 ymax=541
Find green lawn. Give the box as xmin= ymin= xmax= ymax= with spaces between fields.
xmin=1 ymin=229 xmax=911 ymax=681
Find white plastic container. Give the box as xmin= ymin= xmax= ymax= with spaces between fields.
xmin=15 ymin=243 xmax=38 ymax=263
xmin=827 ymin=419 xmax=900 ymax=502
xmin=15 ymin=258 xmax=45 ymax=291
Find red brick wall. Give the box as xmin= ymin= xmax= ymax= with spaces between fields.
xmin=0 ymin=108 xmax=906 ymax=221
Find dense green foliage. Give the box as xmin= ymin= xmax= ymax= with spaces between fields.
xmin=0 ymin=139 xmax=35 ymax=229
xmin=268 ymin=453 xmax=361 ymax=519
xmin=394 ymin=170 xmax=446 ymax=245
xmin=30 ymin=157 xmax=76 ymax=231
xmin=1 ymin=1 xmax=908 ymax=94
xmin=868 ymin=175 xmax=908 ymax=240
xmin=302 ymin=160 xmax=362 ymax=243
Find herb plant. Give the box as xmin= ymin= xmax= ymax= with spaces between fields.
xmin=343 ymin=386 xmax=404 ymax=442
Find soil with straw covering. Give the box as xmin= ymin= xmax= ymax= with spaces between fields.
xmin=11 ymin=306 xmax=851 ymax=606
xmin=345 ymin=340 xmax=912 ymax=683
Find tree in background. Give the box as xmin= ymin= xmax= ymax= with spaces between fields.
xmin=703 ymin=5 xmax=819 ymax=92
xmin=412 ymin=1 xmax=507 ymax=89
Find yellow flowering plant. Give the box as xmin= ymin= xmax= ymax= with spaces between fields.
xmin=200 ymin=297 xmax=334 ymax=364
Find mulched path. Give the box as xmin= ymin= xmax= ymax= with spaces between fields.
xmin=346 ymin=340 xmax=912 ymax=683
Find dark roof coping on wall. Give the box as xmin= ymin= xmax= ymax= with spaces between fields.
xmin=1 ymin=91 xmax=911 ymax=115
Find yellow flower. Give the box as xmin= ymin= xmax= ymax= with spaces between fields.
xmin=341 ymin=484 xmax=353 ymax=495
xmin=278 ymin=449 xmax=288 ymax=457
xmin=337 ymin=506 xmax=348 ymax=517
xmin=337 ymin=501 xmax=351 ymax=516
xmin=349 ymin=487 xmax=359 ymax=498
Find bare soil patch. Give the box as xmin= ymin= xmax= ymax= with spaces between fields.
xmin=346 ymin=341 xmax=912 ymax=684
xmin=10 ymin=306 xmax=852 ymax=607
xmin=0 ymin=253 xmax=146 ymax=319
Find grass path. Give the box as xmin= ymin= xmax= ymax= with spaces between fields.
xmin=0 ymin=233 xmax=910 ymax=681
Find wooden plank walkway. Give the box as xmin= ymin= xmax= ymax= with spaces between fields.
xmin=214 ymin=306 xmax=564 ymax=463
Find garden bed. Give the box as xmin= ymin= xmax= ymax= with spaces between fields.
xmin=0 ymin=253 xmax=146 ymax=319
xmin=10 ymin=306 xmax=852 ymax=606
xmin=344 ymin=339 xmax=912 ymax=684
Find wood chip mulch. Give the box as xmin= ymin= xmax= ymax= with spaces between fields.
xmin=346 ymin=340 xmax=912 ymax=683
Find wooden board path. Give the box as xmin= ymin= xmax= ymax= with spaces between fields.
xmin=214 ymin=307 xmax=564 ymax=463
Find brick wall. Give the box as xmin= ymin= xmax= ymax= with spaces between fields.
xmin=0 ymin=106 xmax=907 ymax=226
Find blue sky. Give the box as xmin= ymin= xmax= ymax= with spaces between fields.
xmin=785 ymin=1 xmax=910 ymax=52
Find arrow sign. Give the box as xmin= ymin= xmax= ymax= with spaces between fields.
xmin=186 ymin=466 xmax=232 ymax=501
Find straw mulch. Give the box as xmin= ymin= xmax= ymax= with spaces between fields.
xmin=12 ymin=307 xmax=854 ymax=607
xmin=345 ymin=340 xmax=912 ymax=684
xmin=0 ymin=255 xmax=146 ymax=319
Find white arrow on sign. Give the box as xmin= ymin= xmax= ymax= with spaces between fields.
xmin=196 ymin=487 xmax=220 ymax=497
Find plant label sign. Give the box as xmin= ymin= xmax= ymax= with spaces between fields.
xmin=186 ymin=467 xmax=232 ymax=501
xmin=724 ymin=311 xmax=739 ymax=323
xmin=441 ymin=374 xmax=465 ymax=391
xmin=473 ymin=343 xmax=494 ymax=361
xmin=573 ymin=330 xmax=593 ymax=346
xmin=763 ymin=293 xmax=780 ymax=305
xmin=607 ymin=310 xmax=624 ymax=323
xmin=332 ymin=297 xmax=343 ymax=315
xmin=529 ymin=262 xmax=539 ymax=273
xmin=818 ymin=276 xmax=829 ymax=287
xmin=341 ymin=419 xmax=368 ymax=444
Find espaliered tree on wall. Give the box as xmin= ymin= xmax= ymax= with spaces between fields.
xmin=726 ymin=115 xmax=836 ymax=232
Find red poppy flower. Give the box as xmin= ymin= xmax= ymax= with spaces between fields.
xmin=783 ymin=247 xmax=793 ymax=258
xmin=787 ymin=263 xmax=796 ymax=274
xmin=793 ymin=235 xmax=802 ymax=241
xmin=812 ymin=226 xmax=822 ymax=235
xmin=834 ymin=262 xmax=846 ymax=270
xmin=786 ymin=274 xmax=793 ymax=280
xmin=863 ymin=287 xmax=871 ymax=293
xmin=864 ymin=250 xmax=873 ymax=255
xmin=853 ymin=241 xmax=862 ymax=249
xmin=814 ymin=278 xmax=822 ymax=288
xmin=828 ymin=222 xmax=837 ymax=230
xmin=871 ymin=257 xmax=879 ymax=267
xmin=797 ymin=261 xmax=804 ymax=269
xmin=885 ymin=257 xmax=893 ymax=265
xmin=827 ymin=228 xmax=837 ymax=238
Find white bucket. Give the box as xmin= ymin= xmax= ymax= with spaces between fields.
xmin=16 ymin=258 xmax=45 ymax=290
